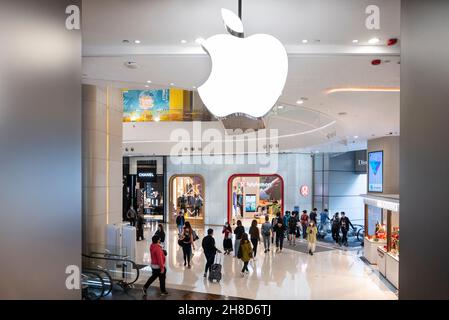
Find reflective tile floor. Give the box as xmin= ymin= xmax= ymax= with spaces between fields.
xmin=133 ymin=223 xmax=397 ymax=300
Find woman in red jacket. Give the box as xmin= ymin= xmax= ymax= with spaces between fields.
xmin=142 ymin=235 xmax=168 ymax=296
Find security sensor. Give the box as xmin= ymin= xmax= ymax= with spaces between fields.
xmin=124 ymin=61 xmax=139 ymax=69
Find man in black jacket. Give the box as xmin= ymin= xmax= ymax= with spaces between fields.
xmin=202 ymin=229 xmax=221 ymax=278
xmin=340 ymin=212 xmax=355 ymax=246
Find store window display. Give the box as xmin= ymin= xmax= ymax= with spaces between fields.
xmin=228 ymin=174 xmax=283 ymax=227
xmin=169 ymin=175 xmax=205 ymax=225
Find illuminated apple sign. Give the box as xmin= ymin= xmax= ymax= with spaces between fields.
xmin=198 ymin=9 xmax=288 ymax=118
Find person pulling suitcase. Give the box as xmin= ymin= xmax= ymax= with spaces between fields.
xmin=201 ymin=228 xmax=221 ymax=279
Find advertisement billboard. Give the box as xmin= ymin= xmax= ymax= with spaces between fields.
xmin=368 ymin=151 xmax=383 ymax=192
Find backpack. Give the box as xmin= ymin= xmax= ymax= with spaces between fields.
xmin=176 ymin=215 xmax=181 ymax=225
xmin=289 ymin=217 xmax=296 ymax=229
xmin=262 ymin=223 xmax=271 ymax=236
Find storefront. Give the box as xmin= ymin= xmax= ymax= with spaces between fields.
xmin=169 ymin=174 xmax=205 ymax=226
xmin=227 ymin=174 xmax=284 ymax=227
xmin=362 ymin=194 xmax=400 ymax=289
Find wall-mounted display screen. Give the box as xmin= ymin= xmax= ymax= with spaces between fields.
xmin=245 ymin=194 xmax=257 ymax=212
xmin=368 ymin=151 xmax=383 ymax=192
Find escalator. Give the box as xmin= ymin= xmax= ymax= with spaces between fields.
xmin=82 ymin=249 xmax=141 ymax=300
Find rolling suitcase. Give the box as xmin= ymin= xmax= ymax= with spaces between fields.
xmin=208 ymin=254 xmax=222 ymax=283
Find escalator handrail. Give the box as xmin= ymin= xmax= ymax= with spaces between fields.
xmin=82 ymin=253 xmax=140 ymax=286
xmin=82 ymin=267 xmax=113 ymax=297
xmin=81 ymin=270 xmax=105 ymax=300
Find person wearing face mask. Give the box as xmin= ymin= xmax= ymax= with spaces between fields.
xmin=306 ymin=221 xmax=318 ymax=255
xmin=222 ymin=222 xmax=233 ymax=255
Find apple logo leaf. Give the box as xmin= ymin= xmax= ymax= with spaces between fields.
xmin=221 ymin=8 xmax=244 ymax=37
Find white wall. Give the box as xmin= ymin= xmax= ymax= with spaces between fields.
xmin=166 ymin=153 xmax=313 ymax=225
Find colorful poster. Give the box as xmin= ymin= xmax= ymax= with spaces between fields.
xmin=123 ymin=89 xmax=169 ymax=122
xmin=245 ymin=194 xmax=257 ymax=212
xmin=368 ymin=151 xmax=383 ymax=192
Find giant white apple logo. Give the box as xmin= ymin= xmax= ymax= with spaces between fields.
xmin=198 ymin=9 xmax=288 ymax=118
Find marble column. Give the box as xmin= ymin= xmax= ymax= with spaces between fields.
xmin=82 ymin=85 xmax=123 ymax=251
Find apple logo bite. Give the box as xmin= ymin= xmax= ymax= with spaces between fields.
xmin=198 ymin=8 xmax=288 ymax=118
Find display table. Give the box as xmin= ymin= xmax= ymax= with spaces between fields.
xmin=376 ymin=246 xmax=387 ymax=276
xmin=364 ymin=237 xmax=387 ymax=264
xmin=386 ymin=252 xmax=399 ymax=289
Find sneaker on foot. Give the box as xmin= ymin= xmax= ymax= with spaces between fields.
xmin=188 ymin=264 xmax=192 ymax=269
xmin=311 ymin=252 xmax=314 ymax=256
xmin=160 ymin=291 xmax=169 ymax=296
xmin=204 ymin=273 xmax=207 ymax=278
xmin=240 ymin=272 xmax=245 ymax=277
xmin=184 ymin=261 xmax=187 ymax=266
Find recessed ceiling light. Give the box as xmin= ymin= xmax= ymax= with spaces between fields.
xmin=145 ymin=85 xmax=149 ymax=88
xmin=296 ymin=100 xmax=304 ymax=105
xmin=353 ymin=135 xmax=359 ymax=139
xmin=302 ymin=39 xmax=308 ymax=44
xmin=134 ymin=40 xmax=141 ymax=44
xmin=154 ymin=116 xmax=160 ymax=122
xmin=195 ymin=37 xmax=205 ymax=44
xmin=352 ymin=39 xmax=359 ymax=43
xmin=146 ymin=80 xmax=152 ymax=83
xmin=338 ymin=112 xmax=348 ymax=116
xmin=180 ymin=40 xmax=187 ymax=44
xmin=368 ymin=37 xmax=380 ymax=44
xmin=278 ymin=105 xmax=284 ymax=109
xmin=122 ymin=39 xmax=130 ymax=44
xmin=192 ymin=86 xmax=196 ymax=89
xmin=170 ymin=83 xmax=175 ymax=86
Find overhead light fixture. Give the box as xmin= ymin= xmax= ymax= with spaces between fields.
xmin=146 ymin=80 xmax=152 ymax=83
xmin=353 ymin=135 xmax=359 ymax=139
xmin=180 ymin=39 xmax=187 ymax=44
xmin=134 ymin=40 xmax=141 ymax=44
xmin=196 ymin=8 xmax=288 ymax=118
xmin=302 ymin=39 xmax=308 ymax=44
xmin=145 ymin=85 xmax=149 ymax=88
xmin=277 ymin=105 xmax=284 ymax=109
xmin=192 ymin=86 xmax=197 ymax=89
xmin=154 ymin=116 xmax=160 ymax=122
xmin=352 ymin=39 xmax=359 ymax=43
xmin=195 ymin=37 xmax=205 ymax=44
xmin=170 ymin=83 xmax=175 ymax=86
xmin=368 ymin=37 xmax=380 ymax=44
xmin=326 ymin=86 xmax=400 ymax=94
xmin=296 ymin=99 xmax=304 ymax=105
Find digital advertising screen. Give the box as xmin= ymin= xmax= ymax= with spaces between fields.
xmin=123 ymin=89 xmax=170 ymax=122
xmin=368 ymin=151 xmax=383 ymax=192
xmin=245 ymin=194 xmax=257 ymax=212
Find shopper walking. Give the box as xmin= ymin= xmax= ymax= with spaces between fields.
xmin=202 ymin=228 xmax=221 ymax=278
xmin=179 ymin=221 xmax=194 ymax=268
xmin=300 ymin=210 xmax=309 ymax=239
xmin=310 ymin=208 xmax=318 ymax=225
xmin=271 ymin=213 xmax=280 ymax=244
xmin=222 ymin=222 xmax=233 ymax=255
xmin=176 ymin=211 xmax=185 ymax=235
xmin=273 ymin=217 xmax=286 ymax=253
xmin=261 ymin=215 xmax=272 ymax=253
xmin=306 ymin=221 xmax=318 ymax=255
xmin=233 ymin=220 xmax=245 ymax=258
xmin=154 ymin=224 xmax=166 ymax=248
xmin=136 ymin=210 xmax=145 ymax=241
xmin=249 ymin=219 xmax=261 ymax=259
xmin=340 ymin=212 xmax=355 ymax=247
xmin=126 ymin=206 xmax=137 ymax=227
xmin=142 ymin=235 xmax=168 ymax=296
xmin=331 ymin=212 xmax=341 ymax=245
xmin=319 ymin=209 xmax=330 ymax=237
xmin=288 ymin=211 xmax=297 ymax=246
xmin=238 ymin=233 xmax=253 ymax=276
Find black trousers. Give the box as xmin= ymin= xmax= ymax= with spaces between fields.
xmin=251 ymin=238 xmax=258 ymax=257
xmin=332 ymin=227 xmax=340 ymax=243
xmin=182 ymin=244 xmax=192 ymax=265
xmin=136 ymin=228 xmax=144 ymax=241
xmin=143 ymin=268 xmax=166 ymax=293
xmin=342 ymin=229 xmax=348 ymax=244
xmin=204 ymin=253 xmax=215 ymax=274
xmin=276 ymin=233 xmax=284 ymax=250
xmin=241 ymin=261 xmax=249 ymax=272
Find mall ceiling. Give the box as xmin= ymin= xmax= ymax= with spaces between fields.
xmin=82 ymin=0 xmax=400 ymax=154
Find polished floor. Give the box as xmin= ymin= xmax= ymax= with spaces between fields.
xmin=134 ymin=223 xmax=398 ymax=300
